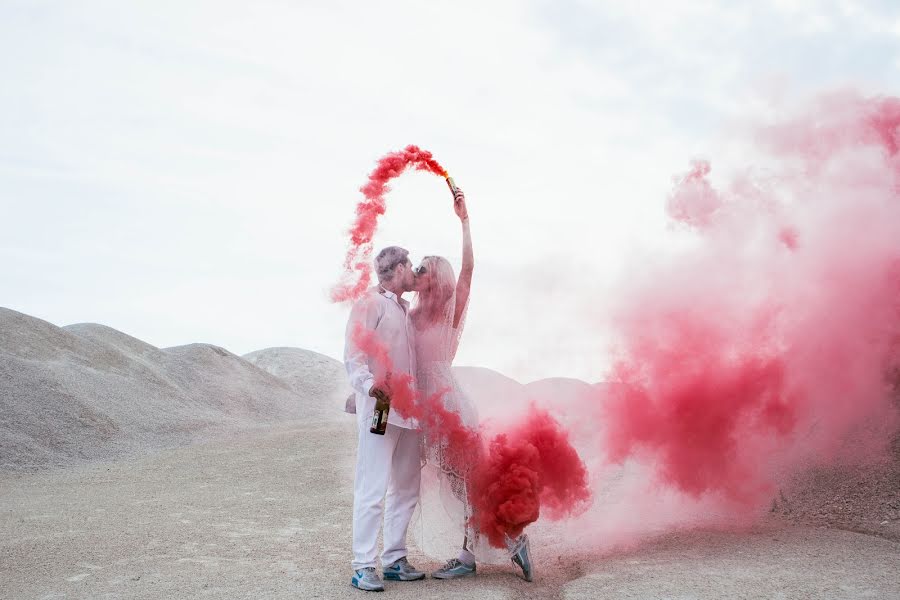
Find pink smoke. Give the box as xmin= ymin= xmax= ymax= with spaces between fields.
xmin=601 ymin=92 xmax=900 ymax=509
xmin=332 ymin=145 xmax=447 ymax=303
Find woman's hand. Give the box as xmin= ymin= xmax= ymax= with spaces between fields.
xmin=453 ymin=188 xmax=469 ymax=222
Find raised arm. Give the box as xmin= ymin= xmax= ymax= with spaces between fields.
xmin=453 ymin=188 xmax=473 ymax=329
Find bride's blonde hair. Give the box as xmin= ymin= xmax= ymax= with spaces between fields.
xmin=414 ymin=256 xmax=456 ymax=326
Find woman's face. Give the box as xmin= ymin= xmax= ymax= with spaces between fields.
xmin=413 ymin=260 xmax=431 ymax=293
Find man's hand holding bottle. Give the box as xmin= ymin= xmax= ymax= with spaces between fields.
xmin=369 ymin=385 xmax=390 ymax=403
xmin=369 ymin=375 xmax=392 ymax=435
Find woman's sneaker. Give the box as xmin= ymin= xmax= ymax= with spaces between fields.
xmin=510 ymin=534 xmax=533 ymax=582
xmin=432 ymin=558 xmax=476 ymax=579
xmin=383 ymin=557 xmax=425 ymax=581
xmin=351 ymin=567 xmax=385 ymax=592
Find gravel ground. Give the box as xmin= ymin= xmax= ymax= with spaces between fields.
xmin=1 ymin=420 xmax=897 ymax=600
xmin=562 ymin=527 xmax=900 ymax=600
xmin=2 ymin=308 xmax=897 ymax=598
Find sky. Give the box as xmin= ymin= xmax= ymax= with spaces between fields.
xmin=2 ymin=0 xmax=899 ymax=382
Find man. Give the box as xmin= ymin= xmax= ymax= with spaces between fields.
xmin=345 ymin=246 xmax=425 ymax=592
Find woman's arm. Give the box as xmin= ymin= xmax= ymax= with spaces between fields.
xmin=453 ymin=189 xmax=472 ymax=329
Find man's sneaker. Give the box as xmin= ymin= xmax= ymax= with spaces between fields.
xmin=383 ymin=557 xmax=425 ymax=581
xmin=510 ymin=534 xmax=534 ymax=582
xmin=432 ymin=558 xmax=476 ymax=579
xmin=351 ymin=567 xmax=384 ymax=592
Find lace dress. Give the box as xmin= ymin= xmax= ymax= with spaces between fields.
xmin=410 ymin=303 xmax=511 ymax=563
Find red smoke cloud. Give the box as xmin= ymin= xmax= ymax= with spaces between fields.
xmin=470 ymin=409 xmax=592 ymax=546
xmin=351 ymin=323 xmax=591 ymax=548
xmin=601 ymin=92 xmax=900 ymax=508
xmin=332 ymin=145 xmax=448 ymax=303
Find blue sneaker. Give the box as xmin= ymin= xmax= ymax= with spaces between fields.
xmin=510 ymin=534 xmax=533 ymax=582
xmin=432 ymin=558 xmax=476 ymax=579
xmin=351 ymin=567 xmax=384 ymax=592
xmin=383 ymin=557 xmax=425 ymax=581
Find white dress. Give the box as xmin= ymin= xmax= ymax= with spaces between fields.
xmin=410 ymin=302 xmax=511 ymax=563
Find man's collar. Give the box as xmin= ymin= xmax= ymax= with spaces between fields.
xmin=378 ymin=285 xmax=409 ymax=307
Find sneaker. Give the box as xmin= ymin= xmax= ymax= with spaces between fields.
xmin=432 ymin=557 xmax=476 ymax=579
xmin=383 ymin=556 xmax=425 ymax=581
xmin=351 ymin=567 xmax=385 ymax=592
xmin=510 ymin=534 xmax=533 ymax=582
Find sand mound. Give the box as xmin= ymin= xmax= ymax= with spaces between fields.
xmin=243 ymin=347 xmax=349 ymax=420
xmin=775 ymin=404 xmax=900 ymax=541
xmin=0 ymin=308 xmax=309 ymax=472
xmin=453 ymin=366 xmax=532 ymax=425
xmin=63 ymin=322 xmax=165 ymax=360
xmin=3 ymin=306 xmax=896 ymax=542
xmin=453 ymin=366 xmax=604 ymax=425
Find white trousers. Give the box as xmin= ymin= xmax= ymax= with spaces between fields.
xmin=352 ymin=420 xmax=422 ymax=570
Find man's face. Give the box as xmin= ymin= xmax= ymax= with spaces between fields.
xmin=396 ymin=260 xmax=416 ymax=292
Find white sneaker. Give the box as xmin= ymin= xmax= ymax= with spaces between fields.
xmin=432 ymin=558 xmax=477 ymax=579
xmin=351 ymin=567 xmax=385 ymax=592
xmin=510 ymin=534 xmax=533 ymax=582
xmin=383 ymin=557 xmax=425 ymax=581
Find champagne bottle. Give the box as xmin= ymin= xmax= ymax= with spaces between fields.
xmin=369 ymin=383 xmax=391 ymax=435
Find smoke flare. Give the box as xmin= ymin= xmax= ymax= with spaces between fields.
xmin=332 ymin=145 xmax=447 ymax=303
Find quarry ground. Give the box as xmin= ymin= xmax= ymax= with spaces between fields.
xmin=2 ymin=419 xmax=898 ymax=600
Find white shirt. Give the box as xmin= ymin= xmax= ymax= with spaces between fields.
xmin=344 ymin=286 xmax=418 ymax=429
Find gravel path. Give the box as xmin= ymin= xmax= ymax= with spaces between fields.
xmin=2 ymin=420 xmax=898 ymax=599
xmin=563 ymin=528 xmax=899 ymax=600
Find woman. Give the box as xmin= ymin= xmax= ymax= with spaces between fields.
xmin=410 ymin=187 xmax=533 ymax=582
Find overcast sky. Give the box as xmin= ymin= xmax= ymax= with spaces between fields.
xmin=2 ymin=0 xmax=899 ymax=382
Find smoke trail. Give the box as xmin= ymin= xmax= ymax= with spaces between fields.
xmin=601 ymin=92 xmax=900 ymax=509
xmin=351 ymin=323 xmax=591 ymax=548
xmin=332 ymin=145 xmax=448 ymax=303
